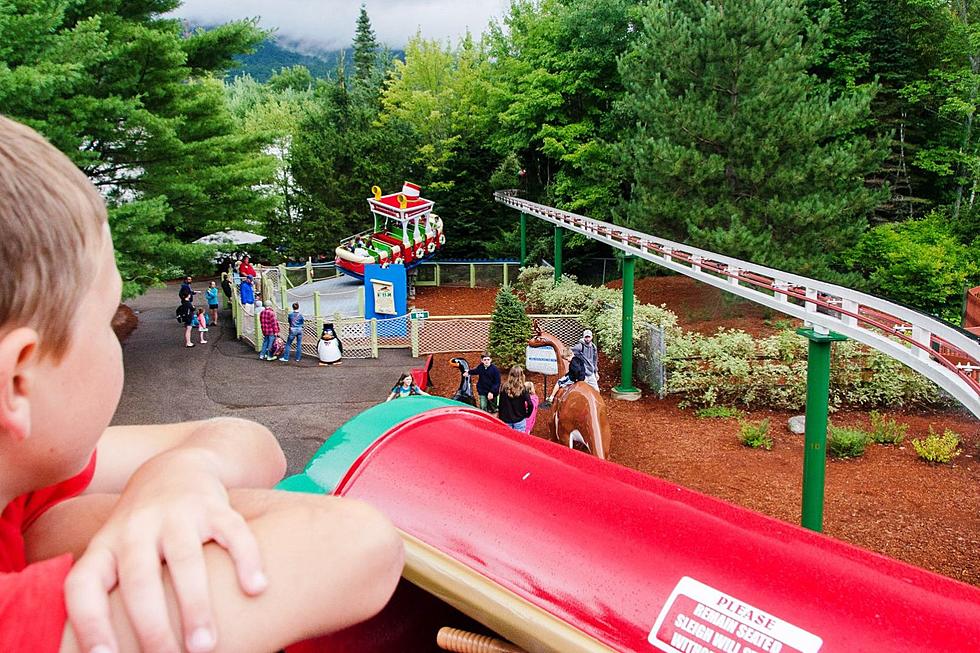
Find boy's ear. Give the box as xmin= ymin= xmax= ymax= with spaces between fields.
xmin=0 ymin=327 xmax=40 ymax=442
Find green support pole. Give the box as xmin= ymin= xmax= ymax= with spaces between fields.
xmin=520 ymin=213 xmax=527 ymax=266
xmin=612 ymin=255 xmax=641 ymax=401
xmin=797 ymin=327 xmax=847 ymax=532
xmin=553 ymin=225 xmax=563 ymax=284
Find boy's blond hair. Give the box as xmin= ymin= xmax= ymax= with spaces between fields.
xmin=0 ymin=115 xmax=108 ymax=358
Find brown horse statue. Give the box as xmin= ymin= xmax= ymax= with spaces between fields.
xmin=528 ymin=321 xmax=612 ymax=459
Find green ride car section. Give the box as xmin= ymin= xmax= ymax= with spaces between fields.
xmin=275 ymin=395 xmax=460 ymax=495
xmin=372 ymin=240 xmax=393 ymax=256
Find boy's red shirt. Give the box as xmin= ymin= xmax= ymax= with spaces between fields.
xmin=0 ymin=454 xmax=97 ymax=652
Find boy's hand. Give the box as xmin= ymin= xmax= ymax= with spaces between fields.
xmin=65 ymin=450 xmax=267 ymax=653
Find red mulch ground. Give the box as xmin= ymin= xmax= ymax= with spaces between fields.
xmin=417 ymin=278 xmax=980 ymax=588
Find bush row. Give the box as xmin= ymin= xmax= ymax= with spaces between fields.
xmin=514 ymin=266 xmax=679 ymax=362
xmin=667 ymin=329 xmax=948 ymax=411
xmin=514 ymin=267 xmax=950 ymax=411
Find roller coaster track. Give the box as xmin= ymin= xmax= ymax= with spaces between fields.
xmin=494 ymin=190 xmax=980 ymax=418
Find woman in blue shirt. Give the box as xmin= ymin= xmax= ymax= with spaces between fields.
xmin=205 ymin=281 xmax=220 ymax=327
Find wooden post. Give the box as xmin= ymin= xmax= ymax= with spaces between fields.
xmin=253 ymin=308 xmax=262 ymax=353
xmin=411 ymin=317 xmax=420 ymax=357
xmin=314 ymin=291 xmax=323 ymax=336
xmin=371 ymin=318 xmax=378 ymax=358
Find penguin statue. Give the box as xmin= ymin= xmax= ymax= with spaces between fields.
xmin=317 ymin=322 xmax=344 ymax=366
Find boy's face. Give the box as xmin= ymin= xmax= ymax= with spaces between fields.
xmin=28 ymin=224 xmax=123 ymax=483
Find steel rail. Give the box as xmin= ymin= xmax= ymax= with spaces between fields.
xmin=494 ymin=190 xmax=980 ymax=418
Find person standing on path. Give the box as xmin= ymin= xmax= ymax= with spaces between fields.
xmin=191 ymin=308 xmax=210 ymax=344
xmin=178 ymin=294 xmax=195 ymax=348
xmin=571 ymin=329 xmax=600 ymax=392
xmin=240 ymin=274 xmax=255 ymax=306
xmin=464 ymin=353 xmax=501 ymax=413
xmin=258 ymin=301 xmax=279 ymax=360
xmin=281 ymin=303 xmax=304 ymax=362
xmin=178 ymin=275 xmax=195 ymax=302
xmin=524 ymin=381 xmax=540 ymax=432
xmin=205 ymin=280 xmax=220 ymax=327
xmin=497 ymin=366 xmax=534 ymax=432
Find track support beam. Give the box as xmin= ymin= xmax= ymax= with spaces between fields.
xmin=798 ymin=326 xmax=847 ymax=532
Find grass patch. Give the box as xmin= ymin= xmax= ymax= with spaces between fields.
xmin=695 ymin=406 xmax=744 ymax=419
xmin=911 ymin=427 xmax=960 ymax=464
xmin=739 ymin=419 xmax=772 ymax=450
xmin=827 ymin=426 xmax=871 ymax=458
xmin=868 ymin=410 xmax=907 ymax=445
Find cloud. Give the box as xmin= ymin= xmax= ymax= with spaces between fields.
xmin=175 ymin=0 xmax=511 ymax=50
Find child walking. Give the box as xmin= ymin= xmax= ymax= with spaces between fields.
xmin=191 ymin=308 xmax=210 ymax=344
xmin=524 ymin=381 xmax=540 ymax=433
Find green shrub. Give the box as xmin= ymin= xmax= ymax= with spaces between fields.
xmin=911 ymin=428 xmax=961 ymax=464
xmin=696 ymin=406 xmax=744 ymax=419
xmin=487 ymin=286 xmax=533 ymax=370
xmin=666 ymin=327 xmax=948 ymax=411
xmin=514 ymin=266 xmax=680 ymax=363
xmin=739 ymin=419 xmax=772 ymax=450
xmin=868 ymin=411 xmax=907 ymax=445
xmin=827 ymin=426 xmax=871 ymax=458
xmin=843 ymin=211 xmax=980 ymax=322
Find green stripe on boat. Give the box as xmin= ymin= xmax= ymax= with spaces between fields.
xmin=276 ymin=396 xmax=460 ymax=494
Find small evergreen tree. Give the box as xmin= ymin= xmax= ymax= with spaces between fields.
xmin=352 ymin=4 xmax=379 ymax=84
xmin=487 ymin=286 xmax=533 ymax=370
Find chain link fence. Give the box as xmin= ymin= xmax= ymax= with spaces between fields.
xmin=416 ymin=314 xmax=585 ymax=356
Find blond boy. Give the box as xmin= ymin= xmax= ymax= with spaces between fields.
xmin=0 ymin=115 xmax=403 ymax=652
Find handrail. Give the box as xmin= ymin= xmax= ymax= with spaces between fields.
xmin=494 ymin=190 xmax=980 ymax=418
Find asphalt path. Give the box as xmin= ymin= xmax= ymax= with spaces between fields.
xmin=112 ymin=283 xmax=416 ymax=476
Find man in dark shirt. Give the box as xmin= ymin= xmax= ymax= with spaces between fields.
xmin=178 ymin=276 xmax=195 ymax=301
xmin=464 ymin=352 xmax=501 ymax=412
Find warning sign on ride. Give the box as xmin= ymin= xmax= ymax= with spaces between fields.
xmin=649 ymin=577 xmax=822 ymax=653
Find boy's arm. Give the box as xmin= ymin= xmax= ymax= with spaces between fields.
xmin=87 ymin=418 xmax=286 ymax=495
xmin=27 ymin=491 xmax=404 ymax=653
xmin=70 ymin=419 xmax=286 ymax=652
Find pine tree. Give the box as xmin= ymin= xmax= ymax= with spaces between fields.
xmin=0 ymin=1 xmax=272 ymax=295
xmin=352 ymin=4 xmax=378 ymax=84
xmin=487 ymin=286 xmax=533 ymax=370
xmin=619 ymin=0 xmax=887 ymax=280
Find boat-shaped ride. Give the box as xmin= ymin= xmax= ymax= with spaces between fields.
xmin=335 ymin=182 xmax=445 ymax=279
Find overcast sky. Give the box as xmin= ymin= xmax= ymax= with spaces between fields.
xmin=175 ymin=0 xmax=512 ymax=50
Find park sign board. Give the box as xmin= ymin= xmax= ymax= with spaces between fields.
xmin=526 ymin=345 xmax=558 ymax=375
xmin=371 ymin=279 xmax=396 ymax=315
xmin=410 ymin=310 xmax=430 ymax=320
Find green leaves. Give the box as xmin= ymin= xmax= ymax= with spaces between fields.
xmin=620 ymin=0 xmax=886 ymax=280
xmin=1 ymin=1 xmax=273 ymax=295
xmin=844 ymin=211 xmax=980 ymax=320
xmin=488 ymin=286 xmax=533 ymax=370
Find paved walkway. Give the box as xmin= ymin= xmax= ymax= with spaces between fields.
xmin=113 ymin=283 xmax=417 ymax=475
